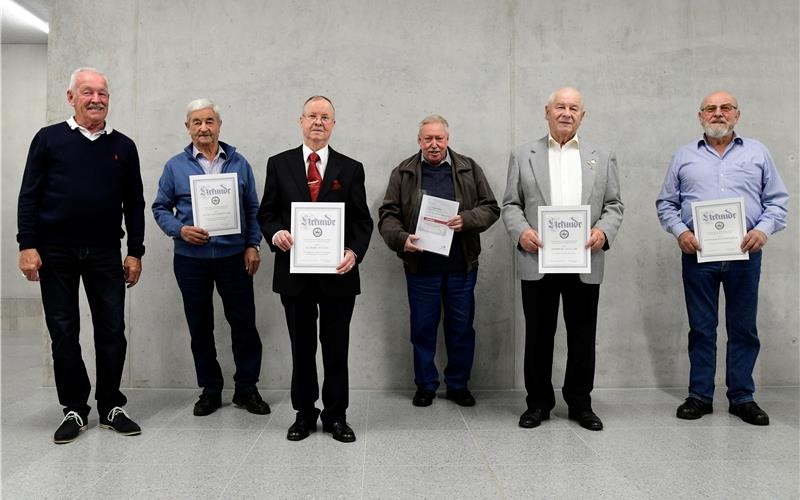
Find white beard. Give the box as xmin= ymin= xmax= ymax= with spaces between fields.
xmin=703 ymin=123 xmax=734 ymax=138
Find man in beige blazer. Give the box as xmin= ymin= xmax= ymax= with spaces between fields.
xmin=502 ymin=87 xmax=623 ymax=431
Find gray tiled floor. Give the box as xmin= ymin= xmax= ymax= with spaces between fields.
xmin=2 ymin=329 xmax=798 ymax=499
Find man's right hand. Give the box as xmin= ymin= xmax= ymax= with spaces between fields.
xmin=518 ymin=228 xmax=542 ymax=253
xmin=677 ymin=230 xmax=701 ymax=254
xmin=404 ymin=234 xmax=423 ymax=253
xmin=19 ymin=249 xmax=42 ymax=281
xmin=181 ymin=225 xmax=210 ymax=245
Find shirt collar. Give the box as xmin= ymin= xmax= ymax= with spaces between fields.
xmin=303 ymin=144 xmax=329 ymax=164
xmin=548 ymin=134 xmax=579 ymax=149
xmin=193 ymin=144 xmax=226 ymax=161
xmin=67 ymin=116 xmax=113 ymax=136
xmin=697 ymin=133 xmax=743 ymax=149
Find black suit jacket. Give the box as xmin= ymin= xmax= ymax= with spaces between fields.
xmin=257 ymin=146 xmax=373 ymax=297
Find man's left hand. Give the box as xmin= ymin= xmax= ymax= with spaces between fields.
xmin=124 ymin=256 xmax=142 ymax=288
xmin=741 ymin=229 xmax=768 ymax=252
xmin=447 ymin=214 xmax=464 ymax=232
xmin=336 ymin=249 xmax=356 ymax=275
xmin=586 ymin=228 xmax=606 ymax=252
xmin=244 ymin=247 xmax=261 ymax=276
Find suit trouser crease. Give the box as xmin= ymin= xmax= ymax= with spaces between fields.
xmin=681 ymin=252 xmax=761 ymax=405
xmin=406 ymin=271 xmax=477 ymax=392
xmin=521 ymin=275 xmax=599 ymax=412
xmin=39 ymin=246 xmax=128 ymax=416
xmin=281 ymin=289 xmax=354 ymax=424
xmin=174 ymin=253 xmax=262 ymax=396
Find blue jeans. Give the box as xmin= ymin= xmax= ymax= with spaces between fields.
xmin=174 ymin=253 xmax=262 ymax=396
xmin=405 ymin=270 xmax=477 ymax=392
xmin=682 ymin=251 xmax=762 ymax=405
xmin=38 ymin=245 xmax=128 ymax=417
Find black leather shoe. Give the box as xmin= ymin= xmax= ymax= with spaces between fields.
xmin=446 ymin=389 xmax=476 ymax=407
xmin=568 ymin=409 xmax=603 ymax=431
xmin=676 ymin=397 xmax=713 ymax=420
xmin=322 ymin=420 xmax=356 ymax=443
xmin=193 ymin=394 xmax=222 ymax=416
xmin=412 ymin=388 xmax=436 ymax=407
xmin=729 ymin=401 xmax=769 ymax=426
xmin=518 ymin=408 xmax=549 ymax=428
xmin=232 ymin=392 xmax=271 ymax=415
xmin=53 ymin=411 xmax=88 ymax=444
xmin=287 ymin=417 xmax=316 ymax=441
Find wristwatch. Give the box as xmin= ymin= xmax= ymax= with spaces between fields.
xmin=247 ymin=244 xmax=261 ymax=252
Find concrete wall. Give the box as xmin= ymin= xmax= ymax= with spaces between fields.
xmin=5 ymin=0 xmax=797 ymax=390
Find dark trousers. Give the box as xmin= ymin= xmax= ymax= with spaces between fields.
xmin=280 ymin=283 xmax=355 ymax=425
xmin=174 ymin=253 xmax=262 ymax=396
xmin=682 ymin=251 xmax=762 ymax=405
xmin=521 ymin=275 xmax=600 ymax=412
xmin=405 ymin=270 xmax=477 ymax=392
xmin=38 ymin=246 xmax=128 ymax=417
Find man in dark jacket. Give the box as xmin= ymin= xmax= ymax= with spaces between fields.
xmin=378 ymin=115 xmax=499 ymax=407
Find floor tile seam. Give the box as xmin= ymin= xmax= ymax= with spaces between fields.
xmin=216 ymin=425 xmax=267 ymax=500
xmin=569 ymin=426 xmax=618 ymax=462
xmin=358 ymin=390 xmax=371 ymax=500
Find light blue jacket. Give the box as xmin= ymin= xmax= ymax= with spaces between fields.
xmin=152 ymin=142 xmax=261 ymax=258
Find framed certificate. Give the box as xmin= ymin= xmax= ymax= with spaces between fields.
xmin=290 ymin=202 xmax=345 ymax=274
xmin=189 ymin=173 xmax=241 ymax=236
xmin=692 ymin=197 xmax=748 ymax=263
xmin=415 ymin=194 xmax=459 ymax=256
xmin=538 ymin=205 xmax=591 ymax=274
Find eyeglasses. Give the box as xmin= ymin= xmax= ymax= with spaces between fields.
xmin=303 ymin=113 xmax=333 ymax=124
xmin=701 ymin=104 xmax=737 ymax=114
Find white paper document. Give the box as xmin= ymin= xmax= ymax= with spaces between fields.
xmin=692 ymin=197 xmax=749 ymax=263
xmin=538 ymin=205 xmax=591 ymax=274
xmin=189 ymin=173 xmax=241 ymax=236
xmin=415 ymin=194 xmax=460 ymax=256
xmin=290 ymin=202 xmax=345 ymax=274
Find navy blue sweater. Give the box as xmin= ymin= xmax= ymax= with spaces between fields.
xmin=17 ymin=122 xmax=146 ymax=257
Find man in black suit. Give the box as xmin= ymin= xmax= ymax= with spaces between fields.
xmin=257 ymin=96 xmax=373 ymax=443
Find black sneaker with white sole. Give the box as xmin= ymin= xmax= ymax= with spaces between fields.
xmin=99 ymin=407 xmax=141 ymax=436
xmin=53 ymin=411 xmax=88 ymax=444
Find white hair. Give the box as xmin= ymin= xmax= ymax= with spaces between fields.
xmin=68 ymin=67 xmax=108 ymax=93
xmin=546 ymin=87 xmax=584 ymax=109
xmin=418 ymin=114 xmax=450 ymax=135
xmin=185 ymin=98 xmax=221 ymax=121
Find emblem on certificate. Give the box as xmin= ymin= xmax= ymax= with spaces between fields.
xmin=189 ymin=173 xmax=241 ymax=236
xmin=691 ymin=197 xmax=748 ymax=263
xmin=290 ymin=202 xmax=345 ymax=274
xmin=537 ymin=205 xmax=591 ymax=274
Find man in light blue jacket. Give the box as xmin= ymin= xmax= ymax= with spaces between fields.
xmin=153 ymin=98 xmax=269 ymax=417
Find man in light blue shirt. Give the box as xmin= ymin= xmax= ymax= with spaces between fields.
xmin=656 ymin=90 xmax=789 ymax=426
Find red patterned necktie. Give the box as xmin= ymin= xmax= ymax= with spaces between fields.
xmin=307 ymin=152 xmax=321 ymax=202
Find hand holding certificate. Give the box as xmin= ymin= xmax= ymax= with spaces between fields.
xmin=414 ymin=194 xmax=460 ymax=256
xmin=290 ymin=202 xmax=345 ymax=273
xmin=538 ymin=205 xmax=591 ymax=274
xmin=189 ymin=173 xmax=241 ymax=236
xmin=691 ymin=197 xmax=748 ymax=263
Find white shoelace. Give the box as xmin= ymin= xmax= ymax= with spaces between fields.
xmin=106 ymin=406 xmax=129 ymax=422
xmin=61 ymin=411 xmax=84 ymax=427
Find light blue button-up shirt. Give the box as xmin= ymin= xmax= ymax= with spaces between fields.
xmin=656 ymin=135 xmax=789 ymax=238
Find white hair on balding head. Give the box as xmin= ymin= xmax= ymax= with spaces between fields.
xmin=418 ymin=114 xmax=450 ymax=135
xmin=186 ymin=98 xmax=221 ymax=121
xmin=546 ymin=87 xmax=584 ymax=109
xmin=69 ymin=67 xmax=108 ymax=93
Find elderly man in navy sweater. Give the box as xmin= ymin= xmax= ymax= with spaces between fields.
xmin=153 ymin=98 xmax=269 ymax=417
xmin=17 ymin=67 xmax=145 ymax=443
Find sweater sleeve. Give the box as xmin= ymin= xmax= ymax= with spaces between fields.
xmin=123 ymin=139 xmax=146 ymax=258
xmin=16 ymin=128 xmax=48 ymax=250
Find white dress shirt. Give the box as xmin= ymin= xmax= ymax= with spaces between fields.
xmin=548 ymin=135 xmax=582 ymax=206
xmin=67 ymin=116 xmax=113 ymax=141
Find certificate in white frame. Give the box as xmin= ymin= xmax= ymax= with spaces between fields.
xmin=290 ymin=202 xmax=345 ymax=274
xmin=537 ymin=205 xmax=591 ymax=274
xmin=189 ymin=173 xmax=241 ymax=236
xmin=691 ymin=197 xmax=749 ymax=263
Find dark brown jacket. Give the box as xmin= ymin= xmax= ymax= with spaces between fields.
xmin=378 ymin=148 xmax=499 ymax=273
